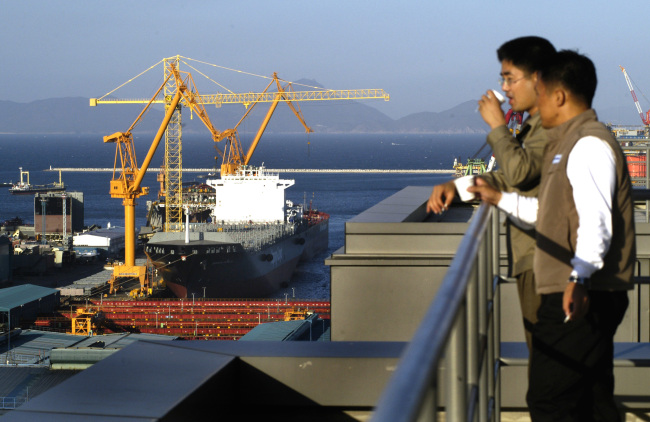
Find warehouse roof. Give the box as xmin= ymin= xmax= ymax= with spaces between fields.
xmin=0 ymin=284 xmax=59 ymax=312
xmin=75 ymin=228 xmax=125 ymax=240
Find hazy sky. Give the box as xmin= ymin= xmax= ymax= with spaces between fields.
xmin=2 ymin=1 xmax=648 ymax=124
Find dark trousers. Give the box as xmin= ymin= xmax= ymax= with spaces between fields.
xmin=526 ymin=290 xmax=628 ymax=422
xmin=516 ymin=269 xmax=541 ymax=352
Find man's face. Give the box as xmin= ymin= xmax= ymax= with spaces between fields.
xmin=500 ymin=60 xmax=537 ymax=114
xmin=535 ymin=79 xmax=557 ymax=129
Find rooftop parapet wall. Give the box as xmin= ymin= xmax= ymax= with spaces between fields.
xmin=326 ymin=186 xmax=484 ymax=342
xmin=327 ymin=186 xmax=650 ymax=343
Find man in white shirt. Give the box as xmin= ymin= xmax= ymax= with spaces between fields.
xmin=471 ymin=50 xmax=635 ymax=421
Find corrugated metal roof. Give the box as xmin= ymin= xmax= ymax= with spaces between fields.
xmin=72 ymin=332 xmax=178 ymax=348
xmin=240 ymin=315 xmax=329 ymax=342
xmin=0 ymin=330 xmax=179 ymax=368
xmin=0 ymin=285 xmax=59 ymax=312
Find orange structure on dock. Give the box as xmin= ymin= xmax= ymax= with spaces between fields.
xmin=35 ymin=299 xmax=330 ymax=340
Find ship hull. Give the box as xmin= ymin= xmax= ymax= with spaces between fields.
xmin=145 ymin=219 xmax=328 ymax=298
xmin=10 ymin=186 xmax=66 ymax=195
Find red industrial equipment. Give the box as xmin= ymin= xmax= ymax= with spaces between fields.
xmin=620 ymin=65 xmax=650 ymax=125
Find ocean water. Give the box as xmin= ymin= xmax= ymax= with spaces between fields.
xmin=0 ymin=132 xmax=486 ymax=299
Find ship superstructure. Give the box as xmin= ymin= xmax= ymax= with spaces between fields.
xmin=144 ymin=165 xmax=329 ymax=298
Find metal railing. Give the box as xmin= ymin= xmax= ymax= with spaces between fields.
xmin=371 ymin=202 xmax=500 ymax=421
xmin=0 ymin=396 xmax=28 ymax=409
xmin=372 ymin=187 xmax=650 ymax=421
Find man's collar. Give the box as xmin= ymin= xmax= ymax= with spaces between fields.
xmin=545 ymin=109 xmax=597 ymax=143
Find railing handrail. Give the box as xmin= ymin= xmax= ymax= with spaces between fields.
xmin=0 ymin=396 xmax=28 ymax=409
xmin=371 ymin=203 xmax=494 ymax=421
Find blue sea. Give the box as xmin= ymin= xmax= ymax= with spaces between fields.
xmin=0 ymin=133 xmax=486 ymax=299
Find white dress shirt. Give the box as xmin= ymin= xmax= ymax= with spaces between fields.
xmin=496 ymin=135 xmax=617 ymax=279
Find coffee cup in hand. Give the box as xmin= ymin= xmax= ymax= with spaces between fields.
xmin=454 ymin=175 xmax=477 ymax=202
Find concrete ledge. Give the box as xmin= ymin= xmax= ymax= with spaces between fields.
xmin=3 ymin=340 xmax=406 ymax=421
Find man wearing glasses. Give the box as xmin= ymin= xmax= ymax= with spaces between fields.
xmin=427 ymin=36 xmax=556 ymax=352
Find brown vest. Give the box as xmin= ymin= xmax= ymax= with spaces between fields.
xmin=534 ymin=109 xmax=635 ymax=294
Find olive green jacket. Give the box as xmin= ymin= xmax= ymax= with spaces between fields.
xmin=481 ymin=113 xmax=546 ymax=277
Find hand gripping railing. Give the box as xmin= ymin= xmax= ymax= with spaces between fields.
xmin=371 ymin=202 xmax=500 ymax=422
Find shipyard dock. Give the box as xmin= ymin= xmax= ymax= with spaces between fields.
xmin=2 ymin=184 xmax=650 ymax=421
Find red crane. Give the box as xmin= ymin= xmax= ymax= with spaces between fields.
xmin=620 ymin=65 xmax=650 ymax=125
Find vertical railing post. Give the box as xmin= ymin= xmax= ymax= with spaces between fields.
xmin=478 ymin=221 xmax=490 ymax=422
xmin=446 ymin=301 xmax=467 ymax=421
xmin=417 ymin=383 xmax=436 ymax=422
xmin=491 ymin=210 xmax=502 ymax=422
xmin=467 ymin=258 xmax=479 ymax=421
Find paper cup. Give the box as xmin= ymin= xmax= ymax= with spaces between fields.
xmin=454 ymin=175 xmax=476 ymax=202
xmin=490 ymin=90 xmax=506 ymax=104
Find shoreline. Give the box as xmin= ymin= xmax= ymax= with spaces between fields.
xmin=46 ymin=168 xmax=455 ymax=174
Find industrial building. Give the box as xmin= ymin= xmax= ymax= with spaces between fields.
xmin=0 ymin=237 xmax=12 ymax=285
xmin=33 ymin=192 xmax=84 ymax=236
xmin=72 ymin=227 xmax=126 ymax=259
xmin=0 ymin=285 xmax=60 ymax=331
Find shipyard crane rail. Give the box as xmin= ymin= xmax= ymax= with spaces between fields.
xmin=620 ymin=65 xmax=650 ymax=126
xmin=91 ymin=55 xmax=390 ymax=232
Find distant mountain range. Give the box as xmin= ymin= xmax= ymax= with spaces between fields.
xmin=0 ymin=96 xmax=490 ymax=135
xmin=0 ymin=93 xmax=636 ymax=136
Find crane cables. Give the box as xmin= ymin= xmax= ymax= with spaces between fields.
xmin=96 ymin=59 xmax=164 ymax=102
xmin=95 ymin=55 xmax=333 ymax=105
xmin=181 ymin=56 xmax=330 ymax=92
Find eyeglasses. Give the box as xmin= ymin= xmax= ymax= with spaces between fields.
xmin=499 ymin=76 xmax=527 ymax=87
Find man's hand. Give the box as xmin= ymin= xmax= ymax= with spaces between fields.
xmin=467 ymin=177 xmax=502 ymax=206
xmin=478 ymin=90 xmax=507 ymax=130
xmin=426 ymin=181 xmax=456 ymax=214
xmin=563 ymin=282 xmax=589 ymax=322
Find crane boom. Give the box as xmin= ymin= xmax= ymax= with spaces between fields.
xmin=244 ymin=77 xmax=312 ymax=165
xmin=92 ymin=56 xmax=390 ymax=232
xmin=620 ymin=65 xmax=650 ymax=125
xmin=219 ymin=73 xmax=313 ymax=175
xmin=90 ymin=88 xmax=389 ymax=107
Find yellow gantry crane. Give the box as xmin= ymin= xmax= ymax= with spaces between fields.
xmin=91 ymin=55 xmax=389 ymax=234
xmin=103 ymin=62 xmax=235 ymax=293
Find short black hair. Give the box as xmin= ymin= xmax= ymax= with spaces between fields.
xmin=497 ymin=36 xmax=556 ymax=74
xmin=539 ymin=49 xmax=597 ymax=108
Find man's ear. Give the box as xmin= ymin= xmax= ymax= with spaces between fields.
xmin=531 ymin=71 xmax=539 ymax=85
xmin=554 ymin=87 xmax=567 ymax=107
